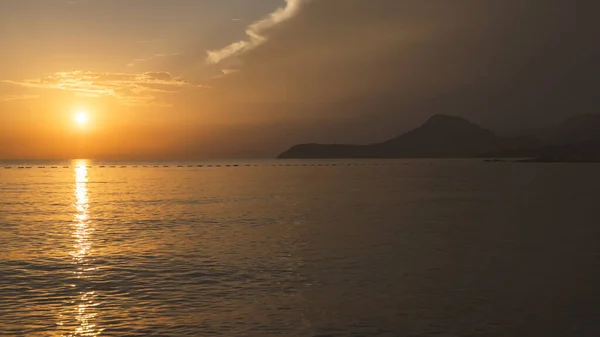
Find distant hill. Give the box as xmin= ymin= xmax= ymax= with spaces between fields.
xmin=524 ymin=115 xmax=600 ymax=162
xmin=545 ymin=114 xmax=600 ymax=145
xmin=520 ymin=140 xmax=600 ymax=163
xmin=482 ymin=114 xmax=600 ymax=160
xmin=278 ymin=114 xmax=541 ymax=159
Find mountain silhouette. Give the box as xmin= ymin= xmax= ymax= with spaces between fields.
xmin=481 ymin=114 xmax=600 ymax=161
xmin=545 ymin=114 xmax=600 ymax=145
xmin=518 ymin=140 xmax=600 ymax=163
xmin=278 ymin=114 xmax=541 ymax=159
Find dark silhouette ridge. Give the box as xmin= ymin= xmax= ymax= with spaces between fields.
xmin=278 ymin=114 xmax=541 ymax=159
xmin=517 ymin=140 xmax=600 ymax=163
xmin=482 ymin=114 xmax=600 ymax=160
xmin=545 ymin=114 xmax=600 ymax=145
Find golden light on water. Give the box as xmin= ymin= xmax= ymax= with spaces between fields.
xmin=61 ymin=160 xmax=103 ymax=336
xmin=73 ymin=161 xmax=91 ymax=262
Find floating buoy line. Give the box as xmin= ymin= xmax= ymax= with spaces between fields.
xmin=2 ymin=163 xmax=405 ymax=170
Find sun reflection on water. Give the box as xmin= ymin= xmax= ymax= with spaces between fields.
xmin=61 ymin=160 xmax=103 ymax=337
xmin=72 ymin=163 xmax=91 ymax=264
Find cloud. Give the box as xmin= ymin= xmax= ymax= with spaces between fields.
xmin=0 ymin=94 xmax=39 ymax=102
xmin=127 ymin=53 xmax=180 ymax=68
xmin=3 ymin=71 xmax=202 ymax=106
xmin=206 ymin=0 xmax=310 ymax=64
xmin=209 ymin=0 xmax=600 ymax=129
xmin=221 ymin=69 xmax=239 ymax=75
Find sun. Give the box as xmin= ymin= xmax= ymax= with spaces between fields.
xmin=74 ymin=110 xmax=89 ymax=126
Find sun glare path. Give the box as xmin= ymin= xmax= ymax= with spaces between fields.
xmin=63 ymin=160 xmax=103 ymax=336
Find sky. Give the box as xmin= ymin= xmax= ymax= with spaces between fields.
xmin=0 ymin=0 xmax=598 ymax=159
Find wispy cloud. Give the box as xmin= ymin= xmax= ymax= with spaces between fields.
xmin=0 ymin=94 xmax=39 ymax=102
xmin=3 ymin=71 xmax=201 ymax=106
xmin=206 ymin=0 xmax=310 ymax=64
xmin=127 ymin=52 xmax=180 ymax=68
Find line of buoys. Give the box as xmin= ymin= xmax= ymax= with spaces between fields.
xmin=0 ymin=163 xmax=404 ymax=170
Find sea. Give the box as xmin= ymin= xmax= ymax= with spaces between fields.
xmin=1 ymin=159 xmax=599 ymax=337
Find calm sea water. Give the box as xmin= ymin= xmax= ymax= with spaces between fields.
xmin=1 ymin=159 xmax=599 ymax=336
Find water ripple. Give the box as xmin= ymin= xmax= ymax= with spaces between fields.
xmin=2 ymin=159 xmax=600 ymax=336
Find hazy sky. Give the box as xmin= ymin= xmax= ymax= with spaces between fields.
xmin=0 ymin=0 xmax=598 ymax=159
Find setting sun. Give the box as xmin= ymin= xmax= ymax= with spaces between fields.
xmin=74 ymin=110 xmax=89 ymax=126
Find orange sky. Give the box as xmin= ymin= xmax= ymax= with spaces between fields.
xmin=1 ymin=1 xmax=597 ymax=159
xmin=0 ymin=0 xmax=294 ymax=159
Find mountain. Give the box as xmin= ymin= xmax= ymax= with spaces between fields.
xmin=278 ymin=114 xmax=541 ymax=159
xmin=524 ymin=115 xmax=600 ymax=162
xmin=545 ymin=114 xmax=600 ymax=145
xmin=482 ymin=114 xmax=600 ymax=159
xmin=521 ymin=140 xmax=600 ymax=163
